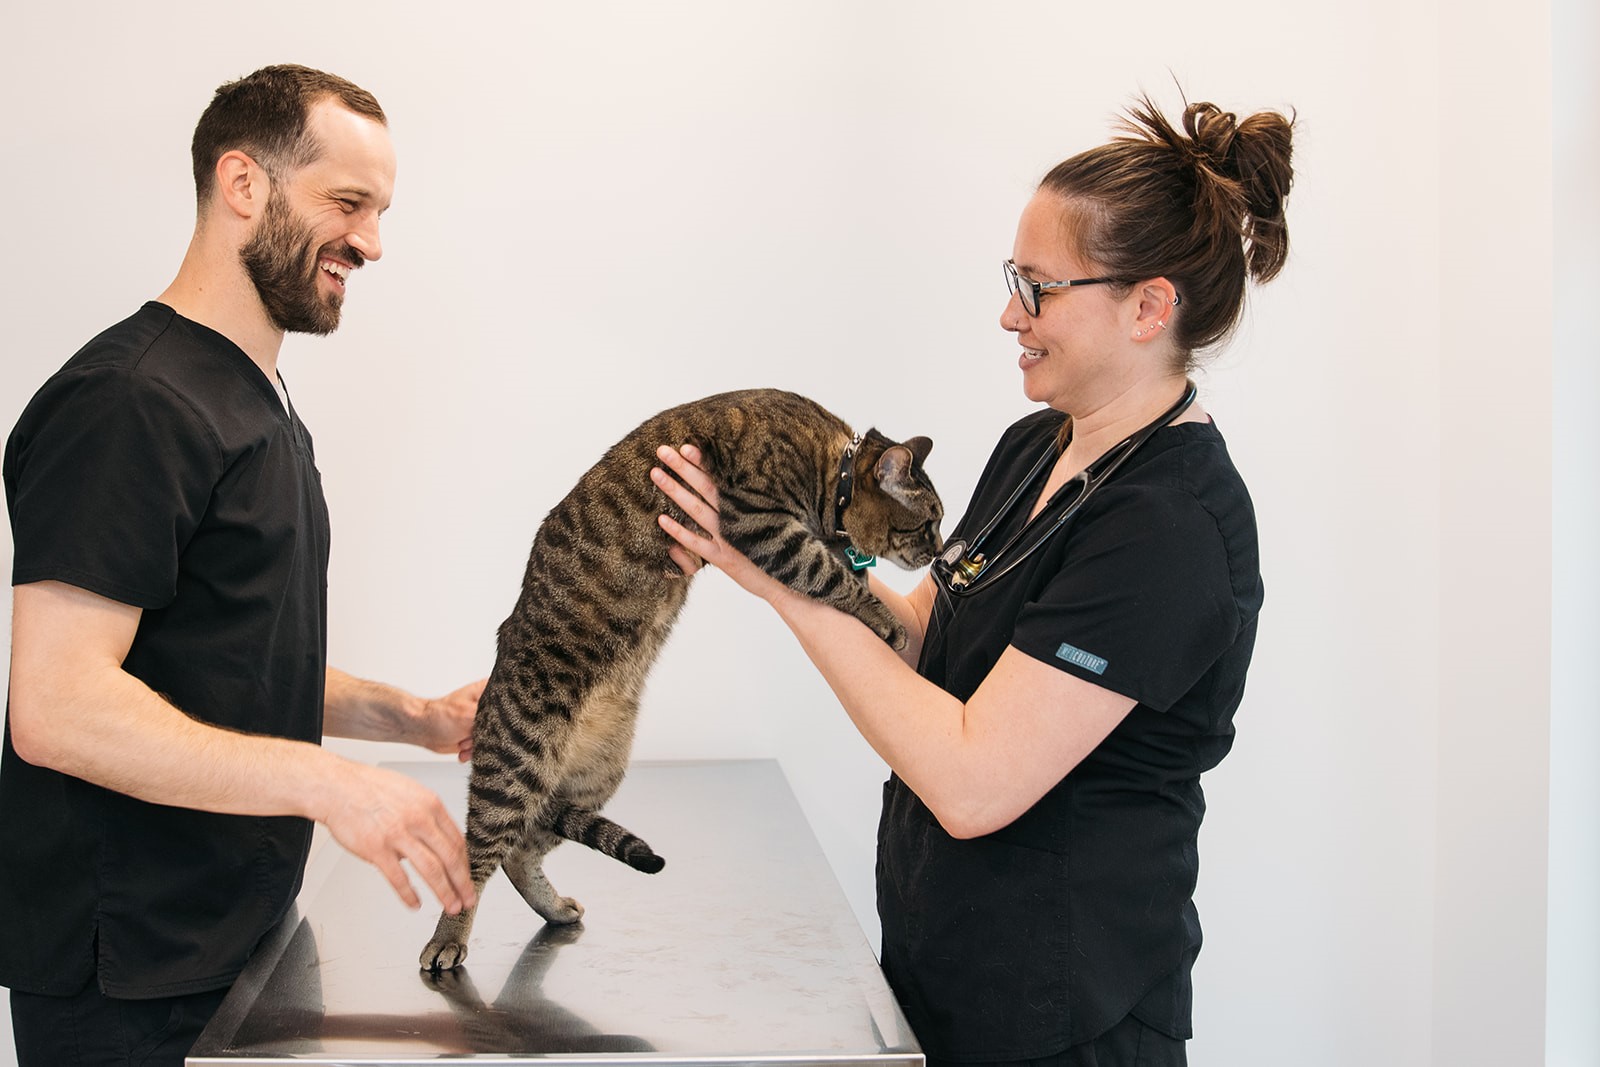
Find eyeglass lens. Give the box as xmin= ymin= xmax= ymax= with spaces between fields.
xmin=1003 ymin=261 xmax=1039 ymax=316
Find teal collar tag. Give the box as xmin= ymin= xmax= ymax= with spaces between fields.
xmin=845 ymin=546 xmax=877 ymax=572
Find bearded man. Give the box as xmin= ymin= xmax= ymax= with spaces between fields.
xmin=2 ymin=65 xmax=481 ymax=1067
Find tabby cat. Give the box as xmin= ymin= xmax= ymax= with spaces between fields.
xmin=420 ymin=388 xmax=943 ymax=971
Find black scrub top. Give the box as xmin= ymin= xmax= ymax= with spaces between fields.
xmin=877 ymin=407 xmax=1261 ymax=1058
xmin=1 ymin=302 xmax=331 ymax=998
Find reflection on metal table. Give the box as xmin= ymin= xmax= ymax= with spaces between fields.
xmin=188 ymin=758 xmax=922 ymax=1066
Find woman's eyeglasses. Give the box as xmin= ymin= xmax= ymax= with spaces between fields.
xmin=1003 ymin=259 xmax=1114 ymax=317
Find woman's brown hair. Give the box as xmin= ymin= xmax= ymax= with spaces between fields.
xmin=1040 ymin=93 xmax=1295 ymax=368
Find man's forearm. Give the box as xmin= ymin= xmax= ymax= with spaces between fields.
xmin=323 ymin=667 xmax=427 ymax=744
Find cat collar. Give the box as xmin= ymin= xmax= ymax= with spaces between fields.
xmin=834 ymin=435 xmax=878 ymax=572
xmin=833 ymin=434 xmax=861 ymax=537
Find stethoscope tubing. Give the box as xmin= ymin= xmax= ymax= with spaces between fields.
xmin=935 ymin=379 xmax=1197 ymax=598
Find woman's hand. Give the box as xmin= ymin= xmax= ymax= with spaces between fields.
xmin=652 ymin=444 xmax=787 ymax=602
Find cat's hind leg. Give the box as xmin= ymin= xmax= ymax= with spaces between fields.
xmin=421 ymin=878 xmax=487 ymax=972
xmin=419 ymin=769 xmax=532 ymax=971
xmin=503 ymin=826 xmax=584 ymax=924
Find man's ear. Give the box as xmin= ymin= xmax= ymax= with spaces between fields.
xmin=213 ymin=150 xmax=269 ymax=221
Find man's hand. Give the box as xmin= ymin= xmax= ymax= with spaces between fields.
xmin=319 ymin=760 xmax=476 ymax=913
xmin=324 ymin=669 xmax=485 ymax=761
xmin=415 ymin=679 xmax=484 ymax=762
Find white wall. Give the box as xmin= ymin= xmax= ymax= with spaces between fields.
xmin=0 ymin=2 xmax=1578 ymax=1064
xmin=1434 ymin=5 xmax=1555 ymax=1064
xmin=1547 ymin=0 xmax=1600 ymax=1061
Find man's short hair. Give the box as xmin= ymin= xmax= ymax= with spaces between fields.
xmin=190 ymin=64 xmax=386 ymax=204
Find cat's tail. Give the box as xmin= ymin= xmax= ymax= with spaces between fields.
xmin=545 ymin=801 xmax=665 ymax=874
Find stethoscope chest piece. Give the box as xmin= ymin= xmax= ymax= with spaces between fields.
xmin=933 ymin=538 xmax=990 ymax=591
xmin=949 ymin=550 xmax=987 ymax=589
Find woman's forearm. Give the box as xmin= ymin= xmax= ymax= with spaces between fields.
xmin=759 ymin=583 xmax=975 ymax=815
xmin=868 ymin=573 xmax=936 ymax=666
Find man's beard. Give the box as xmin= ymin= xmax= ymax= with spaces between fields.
xmin=240 ymin=193 xmax=358 ymax=336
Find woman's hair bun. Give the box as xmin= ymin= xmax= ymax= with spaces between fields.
xmin=1121 ymin=94 xmax=1295 ymax=284
xmin=1194 ymin=102 xmax=1295 ymax=283
xmin=1184 ymin=101 xmax=1243 ymax=170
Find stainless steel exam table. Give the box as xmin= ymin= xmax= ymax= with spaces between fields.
xmin=187 ymin=759 xmax=922 ymax=1066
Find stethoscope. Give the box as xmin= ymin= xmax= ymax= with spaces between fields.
xmin=929 ymin=380 xmax=1197 ymax=598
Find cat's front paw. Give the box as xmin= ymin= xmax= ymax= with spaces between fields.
xmin=869 ymin=614 xmax=907 ymax=651
xmin=855 ymin=603 xmax=907 ymax=650
xmin=885 ymin=620 xmax=908 ymax=651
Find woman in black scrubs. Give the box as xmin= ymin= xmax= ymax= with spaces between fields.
xmin=655 ymin=92 xmax=1294 ymax=1067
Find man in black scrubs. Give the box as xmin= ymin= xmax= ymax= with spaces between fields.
xmin=1 ymin=65 xmax=481 ymax=1067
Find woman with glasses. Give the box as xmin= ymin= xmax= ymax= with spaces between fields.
xmin=654 ymin=92 xmax=1293 ymax=1067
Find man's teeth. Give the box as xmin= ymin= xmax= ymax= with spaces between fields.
xmin=1023 ymin=348 xmax=1046 ymax=359
xmin=320 ymin=261 xmax=350 ymax=281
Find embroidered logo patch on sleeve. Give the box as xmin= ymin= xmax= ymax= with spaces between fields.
xmin=1055 ymin=642 xmax=1109 ymax=675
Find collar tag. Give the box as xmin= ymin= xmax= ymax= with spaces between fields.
xmin=845 ymin=546 xmax=877 ymax=572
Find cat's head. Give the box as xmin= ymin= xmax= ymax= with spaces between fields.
xmin=843 ymin=430 xmax=944 ymax=569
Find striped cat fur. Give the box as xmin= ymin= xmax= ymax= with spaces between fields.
xmin=421 ymin=389 xmax=943 ymax=970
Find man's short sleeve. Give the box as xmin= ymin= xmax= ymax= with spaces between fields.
xmin=6 ymin=367 xmax=221 ymax=609
xmin=1009 ymin=485 xmax=1242 ymax=711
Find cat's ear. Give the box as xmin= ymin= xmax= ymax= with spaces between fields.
xmin=876 ymin=437 xmax=932 ymax=491
xmin=876 ymin=445 xmax=914 ymax=491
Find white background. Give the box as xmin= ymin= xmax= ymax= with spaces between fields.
xmin=1 ymin=2 xmax=1593 ymax=1065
